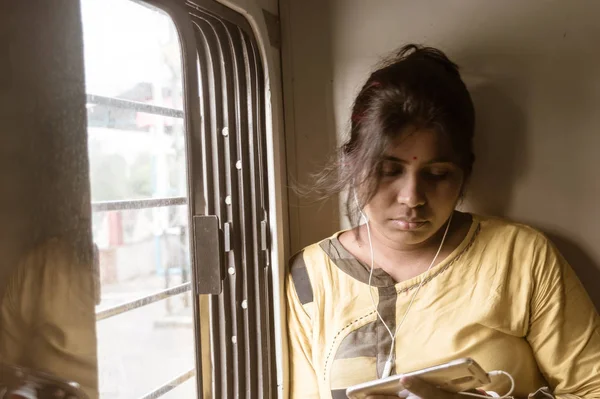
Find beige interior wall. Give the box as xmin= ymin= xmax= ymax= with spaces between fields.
xmin=281 ymin=0 xmax=600 ymax=307
xmin=280 ymin=0 xmax=339 ymax=254
xmin=0 ymin=0 xmax=91 ymax=296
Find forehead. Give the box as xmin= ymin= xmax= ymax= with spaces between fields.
xmin=384 ymin=128 xmax=456 ymax=161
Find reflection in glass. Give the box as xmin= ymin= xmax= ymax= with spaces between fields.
xmin=0 ymin=361 xmax=90 ymax=398
xmin=0 ymin=235 xmax=98 ymax=399
xmin=81 ymin=0 xmax=197 ymax=397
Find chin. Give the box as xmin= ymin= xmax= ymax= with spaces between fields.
xmin=385 ymin=227 xmax=435 ymax=246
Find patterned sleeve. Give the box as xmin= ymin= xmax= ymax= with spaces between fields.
xmin=286 ymin=250 xmax=320 ymax=398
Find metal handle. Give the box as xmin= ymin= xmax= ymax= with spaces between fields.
xmin=192 ymin=215 xmax=223 ymax=294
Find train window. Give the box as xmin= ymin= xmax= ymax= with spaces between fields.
xmin=81 ymin=1 xmax=197 ymax=398
xmin=82 ymin=0 xmax=276 ymax=397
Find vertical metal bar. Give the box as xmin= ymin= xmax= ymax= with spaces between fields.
xmin=193 ymin=26 xmax=222 ymax=399
xmin=210 ymin=19 xmax=247 ymax=399
xmin=193 ymin=18 xmax=232 ymax=399
xmin=144 ymin=2 xmax=206 ymax=397
xmin=237 ymin=28 xmax=267 ymax=398
xmin=193 ymin=13 xmax=246 ymax=398
xmin=224 ymin=21 xmax=259 ymax=398
xmin=186 ymin=3 xmax=275 ymax=398
xmin=249 ymin=37 xmax=276 ymax=398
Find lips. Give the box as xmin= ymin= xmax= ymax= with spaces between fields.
xmin=390 ymin=218 xmax=428 ymax=231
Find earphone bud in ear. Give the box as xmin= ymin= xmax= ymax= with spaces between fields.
xmin=350 ymin=180 xmax=454 ymax=379
xmin=353 ymin=188 xmax=369 ymax=222
xmin=352 ymin=188 xmax=360 ymax=210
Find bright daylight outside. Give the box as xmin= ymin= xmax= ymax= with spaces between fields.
xmin=81 ymin=0 xmax=197 ymax=397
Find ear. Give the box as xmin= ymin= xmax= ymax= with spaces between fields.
xmin=458 ymin=174 xmax=470 ymax=201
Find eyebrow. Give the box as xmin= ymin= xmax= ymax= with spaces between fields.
xmin=381 ymin=155 xmax=456 ymax=164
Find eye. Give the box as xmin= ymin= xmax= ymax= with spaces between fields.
xmin=380 ymin=161 xmax=403 ymax=177
xmin=424 ymin=167 xmax=451 ymax=180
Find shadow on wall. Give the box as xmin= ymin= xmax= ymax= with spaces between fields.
xmin=283 ymin=0 xmax=339 ymax=252
xmin=458 ymin=60 xmax=600 ymax=312
xmin=461 ymin=81 xmax=528 ymax=217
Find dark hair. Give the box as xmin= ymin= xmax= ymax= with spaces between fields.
xmin=312 ymin=44 xmax=475 ymax=225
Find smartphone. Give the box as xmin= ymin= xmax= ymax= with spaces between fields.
xmin=346 ymin=357 xmax=490 ymax=399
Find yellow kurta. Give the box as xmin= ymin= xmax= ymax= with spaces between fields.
xmin=286 ymin=215 xmax=600 ymax=398
xmin=0 ymin=237 xmax=99 ymax=398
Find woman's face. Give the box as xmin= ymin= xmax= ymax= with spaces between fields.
xmin=363 ymin=128 xmax=465 ymax=249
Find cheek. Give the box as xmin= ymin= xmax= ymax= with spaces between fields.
xmin=428 ymin=180 xmax=463 ymax=205
xmin=369 ymin=182 xmax=397 ymax=203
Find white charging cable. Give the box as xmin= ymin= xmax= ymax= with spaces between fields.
xmin=354 ymin=192 xmax=453 ymax=379
xmin=459 ymin=370 xmax=515 ymax=399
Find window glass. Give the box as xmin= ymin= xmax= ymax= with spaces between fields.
xmin=81 ymin=0 xmax=197 ymax=397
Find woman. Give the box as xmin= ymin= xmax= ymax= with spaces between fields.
xmin=0 ymin=234 xmax=99 ymax=398
xmin=286 ymin=44 xmax=600 ymax=399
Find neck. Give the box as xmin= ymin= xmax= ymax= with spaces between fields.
xmin=355 ymin=212 xmax=468 ymax=281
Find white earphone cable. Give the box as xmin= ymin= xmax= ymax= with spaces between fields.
xmin=354 ymin=193 xmax=515 ymax=394
xmin=355 ymin=191 xmax=453 ymax=378
xmin=458 ymin=370 xmax=515 ymax=399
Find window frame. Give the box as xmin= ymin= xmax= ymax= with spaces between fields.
xmin=87 ymin=0 xmax=285 ymax=397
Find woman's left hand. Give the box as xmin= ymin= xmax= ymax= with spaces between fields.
xmin=365 ymin=376 xmax=494 ymax=399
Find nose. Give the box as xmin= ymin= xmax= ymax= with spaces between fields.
xmin=396 ymin=174 xmax=426 ymax=208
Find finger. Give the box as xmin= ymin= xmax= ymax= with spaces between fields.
xmin=364 ymin=388 xmax=413 ymax=398
xmin=401 ymin=377 xmax=456 ymax=399
xmin=365 ymin=396 xmax=406 ymax=399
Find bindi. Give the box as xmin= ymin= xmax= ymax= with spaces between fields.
xmin=412 ymin=156 xmax=418 ymax=160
